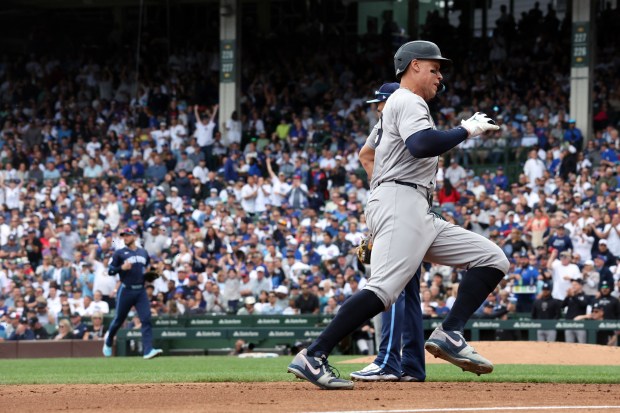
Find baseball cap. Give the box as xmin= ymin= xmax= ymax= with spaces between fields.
xmin=189 ymin=274 xmax=198 ymax=281
xmin=366 ymin=82 xmax=400 ymax=104
xmin=120 ymin=228 xmax=137 ymax=236
xmin=584 ymin=260 xmax=594 ymax=266
xmin=541 ymin=282 xmax=551 ymax=290
xmin=600 ymin=281 xmax=611 ymax=289
xmin=131 ymin=210 xmax=141 ymax=216
xmin=592 ymin=302 xmax=603 ymax=311
xmin=71 ymin=312 xmax=81 ymax=318
xmin=594 ymin=254 xmax=606 ymax=261
xmin=599 ymin=239 xmax=608 ymax=245
xmin=571 ymin=278 xmax=584 ymax=285
xmin=256 ymin=266 xmax=265 ymax=272
xmin=274 ymin=285 xmax=289 ymax=295
xmin=244 ymin=296 xmax=256 ymax=305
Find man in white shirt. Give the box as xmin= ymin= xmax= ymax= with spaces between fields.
xmin=523 ymin=149 xmax=545 ymax=186
xmin=444 ymin=158 xmax=467 ymax=187
xmin=605 ymin=214 xmax=620 ymax=258
xmin=169 ymin=117 xmax=186 ymax=151
xmin=151 ymin=121 xmax=170 ymax=152
xmin=315 ymin=232 xmax=340 ymax=262
xmin=192 ymin=159 xmax=209 ymax=184
xmin=0 ymin=215 xmax=10 ymax=246
xmin=240 ymin=175 xmax=258 ymax=215
xmin=255 ymin=176 xmax=271 ymax=215
xmin=194 ymin=104 xmax=218 ymax=157
xmin=84 ymin=290 xmax=110 ymax=315
xmin=547 ymin=250 xmax=582 ymax=300
xmin=167 ymin=187 xmax=184 ymax=214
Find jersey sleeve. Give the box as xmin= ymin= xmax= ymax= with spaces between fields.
xmin=108 ymin=251 xmax=122 ymax=275
xmin=144 ymin=251 xmax=151 ymax=270
xmin=396 ymin=94 xmax=433 ymax=143
xmin=365 ymin=122 xmax=380 ymax=150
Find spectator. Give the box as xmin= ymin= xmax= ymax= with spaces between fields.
xmin=70 ymin=313 xmax=88 ymax=339
xmin=259 ymin=291 xmax=282 ymax=315
xmin=595 ymin=281 xmax=620 ymax=320
xmin=562 ymin=279 xmax=589 ymax=343
xmin=29 ymin=317 xmax=50 ymax=340
xmin=237 ymin=296 xmax=257 ymax=315
xmin=547 ymin=249 xmax=581 ymax=300
xmin=53 ymin=319 xmax=74 ymax=340
xmin=564 ymin=120 xmax=584 ymax=151
xmin=84 ymin=290 xmax=110 ymax=315
xmin=531 ymin=282 xmax=562 ymax=341
xmin=7 ymin=317 xmax=35 ymax=341
xmin=444 ymin=158 xmax=466 ymax=187
xmin=294 ymin=284 xmax=319 ymax=314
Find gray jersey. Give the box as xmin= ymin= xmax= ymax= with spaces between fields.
xmin=366 ymin=122 xmax=379 ymax=151
xmin=370 ymin=88 xmax=438 ymax=191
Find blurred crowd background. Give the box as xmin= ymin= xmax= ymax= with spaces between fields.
xmin=0 ymin=1 xmax=619 ymax=347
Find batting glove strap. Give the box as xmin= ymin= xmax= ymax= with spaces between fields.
xmin=460 ymin=112 xmax=500 ymax=137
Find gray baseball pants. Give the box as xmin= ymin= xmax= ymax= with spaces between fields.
xmin=364 ymin=182 xmax=509 ymax=307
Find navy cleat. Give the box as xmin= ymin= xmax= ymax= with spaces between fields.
xmin=425 ymin=325 xmax=493 ymax=375
xmin=287 ymin=349 xmax=354 ymax=390
xmin=350 ymin=363 xmax=399 ymax=382
xmin=399 ymin=372 xmax=424 ymax=382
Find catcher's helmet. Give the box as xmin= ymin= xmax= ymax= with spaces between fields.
xmin=394 ymin=40 xmax=452 ymax=79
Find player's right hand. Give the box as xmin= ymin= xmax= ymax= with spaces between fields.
xmin=461 ymin=112 xmax=500 ymax=137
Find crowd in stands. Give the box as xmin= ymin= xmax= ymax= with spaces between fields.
xmin=0 ymin=2 xmax=619 ymax=346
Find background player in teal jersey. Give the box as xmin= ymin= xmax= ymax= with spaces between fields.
xmin=103 ymin=228 xmax=163 ymax=359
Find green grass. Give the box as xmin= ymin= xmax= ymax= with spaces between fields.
xmin=1 ymin=356 xmax=619 ymax=385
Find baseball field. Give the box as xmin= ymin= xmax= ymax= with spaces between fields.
xmin=2 ymin=341 xmax=620 ymax=413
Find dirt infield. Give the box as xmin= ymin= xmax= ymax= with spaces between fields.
xmin=344 ymin=341 xmax=620 ymax=366
xmin=3 ymin=342 xmax=620 ymax=413
xmin=4 ymin=382 xmax=620 ymax=413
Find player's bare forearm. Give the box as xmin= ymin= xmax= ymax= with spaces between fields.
xmin=359 ymin=144 xmax=375 ymax=179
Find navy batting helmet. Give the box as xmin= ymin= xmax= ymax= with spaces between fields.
xmin=394 ymin=40 xmax=452 ymax=79
xmin=366 ymin=82 xmax=400 ymax=104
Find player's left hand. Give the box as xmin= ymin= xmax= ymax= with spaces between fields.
xmin=357 ymin=237 xmax=372 ymax=265
xmin=144 ymin=268 xmax=161 ymax=282
xmin=461 ymin=112 xmax=500 ymax=137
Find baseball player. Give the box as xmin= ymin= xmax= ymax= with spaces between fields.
xmin=350 ymin=83 xmax=425 ymax=382
xmin=103 ymin=228 xmax=163 ymax=359
xmin=288 ymin=40 xmax=508 ymax=390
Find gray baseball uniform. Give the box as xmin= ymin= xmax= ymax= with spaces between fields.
xmin=366 ymin=122 xmax=379 ymax=151
xmin=364 ymin=88 xmax=509 ymax=307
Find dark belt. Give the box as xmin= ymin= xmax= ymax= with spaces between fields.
xmin=378 ymin=180 xmax=432 ymax=207
xmin=122 ymin=284 xmax=144 ymax=290
xmin=378 ymin=180 xmax=419 ymax=189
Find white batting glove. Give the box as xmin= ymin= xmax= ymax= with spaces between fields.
xmin=460 ymin=112 xmax=500 ymax=137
